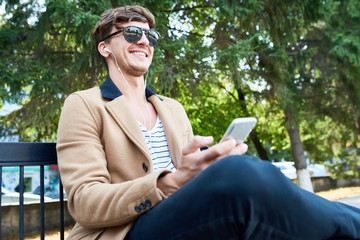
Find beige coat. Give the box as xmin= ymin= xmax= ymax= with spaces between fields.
xmin=57 ymin=79 xmax=193 ymax=239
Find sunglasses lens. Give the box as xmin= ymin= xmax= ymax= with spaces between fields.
xmin=147 ymin=30 xmax=160 ymax=47
xmin=124 ymin=26 xmax=143 ymax=43
xmin=123 ymin=26 xmax=160 ymax=47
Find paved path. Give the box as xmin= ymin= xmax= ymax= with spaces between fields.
xmin=337 ymin=195 xmax=360 ymax=209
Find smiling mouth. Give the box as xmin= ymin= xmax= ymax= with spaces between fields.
xmin=130 ymin=51 xmax=147 ymax=57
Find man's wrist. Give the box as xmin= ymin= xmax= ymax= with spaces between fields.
xmin=157 ymin=172 xmax=180 ymax=197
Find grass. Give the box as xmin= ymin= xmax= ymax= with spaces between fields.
xmin=316 ymin=186 xmax=360 ymax=201
xmin=6 ymin=186 xmax=360 ymax=240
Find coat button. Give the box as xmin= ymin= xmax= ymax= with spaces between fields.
xmin=145 ymin=200 xmax=152 ymax=208
xmin=140 ymin=203 xmax=146 ymax=210
xmin=142 ymin=162 xmax=149 ymax=172
xmin=135 ymin=205 xmax=141 ymax=213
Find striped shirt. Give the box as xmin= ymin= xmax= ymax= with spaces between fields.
xmin=139 ymin=116 xmax=176 ymax=172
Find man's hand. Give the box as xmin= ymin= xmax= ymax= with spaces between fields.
xmin=157 ymin=135 xmax=248 ymax=196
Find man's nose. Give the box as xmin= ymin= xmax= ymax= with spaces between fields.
xmin=136 ymin=31 xmax=150 ymax=46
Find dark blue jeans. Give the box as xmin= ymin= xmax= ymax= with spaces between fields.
xmin=126 ymin=155 xmax=360 ymax=240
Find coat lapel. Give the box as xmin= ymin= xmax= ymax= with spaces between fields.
xmin=105 ymin=96 xmax=151 ymax=162
xmin=100 ymin=76 xmax=183 ymax=168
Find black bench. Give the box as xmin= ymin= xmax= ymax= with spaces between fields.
xmin=0 ymin=142 xmax=70 ymax=240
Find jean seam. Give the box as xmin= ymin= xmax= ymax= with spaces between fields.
xmin=171 ymin=216 xmax=239 ymax=240
xmin=247 ymin=220 xmax=301 ymax=240
xmin=170 ymin=215 xmax=301 ymax=240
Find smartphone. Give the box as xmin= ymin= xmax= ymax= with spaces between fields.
xmin=220 ymin=117 xmax=257 ymax=143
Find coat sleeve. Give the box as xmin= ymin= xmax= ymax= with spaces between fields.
xmin=56 ymin=93 xmax=170 ymax=229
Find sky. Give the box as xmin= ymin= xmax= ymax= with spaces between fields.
xmin=0 ymin=2 xmax=4 ymax=14
xmin=0 ymin=103 xmax=21 ymax=116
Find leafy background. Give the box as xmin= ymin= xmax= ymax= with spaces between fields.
xmin=0 ymin=0 xmax=359 ymax=180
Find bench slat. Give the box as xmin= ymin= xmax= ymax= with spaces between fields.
xmin=0 ymin=142 xmax=57 ymax=166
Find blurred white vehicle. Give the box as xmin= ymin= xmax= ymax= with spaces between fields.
xmin=272 ymin=162 xmax=297 ymax=180
xmin=1 ymin=187 xmax=52 ymax=204
xmin=308 ymin=164 xmax=331 ymax=177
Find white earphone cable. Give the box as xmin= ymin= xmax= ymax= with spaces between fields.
xmin=106 ymin=48 xmax=152 ymax=140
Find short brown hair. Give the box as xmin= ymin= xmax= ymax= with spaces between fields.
xmin=92 ymin=5 xmax=156 ymax=67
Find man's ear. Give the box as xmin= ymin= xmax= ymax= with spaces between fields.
xmin=98 ymin=42 xmax=110 ymax=57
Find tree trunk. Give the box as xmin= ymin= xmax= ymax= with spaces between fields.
xmin=284 ymin=106 xmax=314 ymax=192
xmin=236 ymin=88 xmax=270 ymax=161
xmin=355 ymin=116 xmax=360 ymax=143
xmin=250 ymin=131 xmax=270 ymax=161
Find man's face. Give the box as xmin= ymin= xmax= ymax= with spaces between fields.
xmin=106 ymin=21 xmax=154 ymax=77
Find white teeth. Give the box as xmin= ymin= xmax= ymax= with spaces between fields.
xmin=131 ymin=52 xmax=146 ymax=57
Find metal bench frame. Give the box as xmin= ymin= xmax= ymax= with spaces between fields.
xmin=0 ymin=142 xmax=65 ymax=240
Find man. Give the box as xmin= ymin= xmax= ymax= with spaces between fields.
xmin=57 ymin=5 xmax=360 ymax=239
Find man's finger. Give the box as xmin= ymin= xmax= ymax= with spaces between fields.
xmin=182 ymin=135 xmax=214 ymax=155
xmin=230 ymin=143 xmax=248 ymax=155
xmin=239 ymin=143 xmax=248 ymax=154
xmin=199 ymin=138 xmax=237 ymax=162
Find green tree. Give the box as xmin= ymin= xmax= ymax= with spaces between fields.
xmin=301 ymin=0 xmax=360 ymax=177
xmin=308 ymin=0 xmax=360 ymax=145
xmin=0 ymin=0 xmax=110 ymax=140
xmin=1 ymin=0 xmax=359 ymax=186
xmin=0 ymin=0 xmax=212 ymax=141
xmin=175 ymin=0 xmax=325 ymax=191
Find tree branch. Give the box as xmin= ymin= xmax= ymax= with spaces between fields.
xmin=163 ymin=5 xmax=214 ymax=13
xmin=217 ymin=82 xmax=238 ymax=102
xmin=167 ymin=26 xmax=214 ymax=38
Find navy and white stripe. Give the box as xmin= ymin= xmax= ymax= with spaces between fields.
xmin=139 ymin=116 xmax=176 ymax=172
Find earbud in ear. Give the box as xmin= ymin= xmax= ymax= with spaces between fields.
xmin=103 ymin=47 xmax=121 ymax=72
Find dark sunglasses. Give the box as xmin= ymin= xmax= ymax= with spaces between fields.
xmin=101 ymin=26 xmax=160 ymax=47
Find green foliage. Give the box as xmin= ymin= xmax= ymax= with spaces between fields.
xmin=0 ymin=0 xmax=359 ymax=180
xmin=326 ymin=148 xmax=360 ymax=179
xmin=0 ymin=0 xmax=109 ymax=141
xmin=302 ymin=0 xmax=360 ymax=176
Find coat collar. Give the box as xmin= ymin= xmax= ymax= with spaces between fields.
xmin=100 ymin=76 xmax=162 ymax=101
